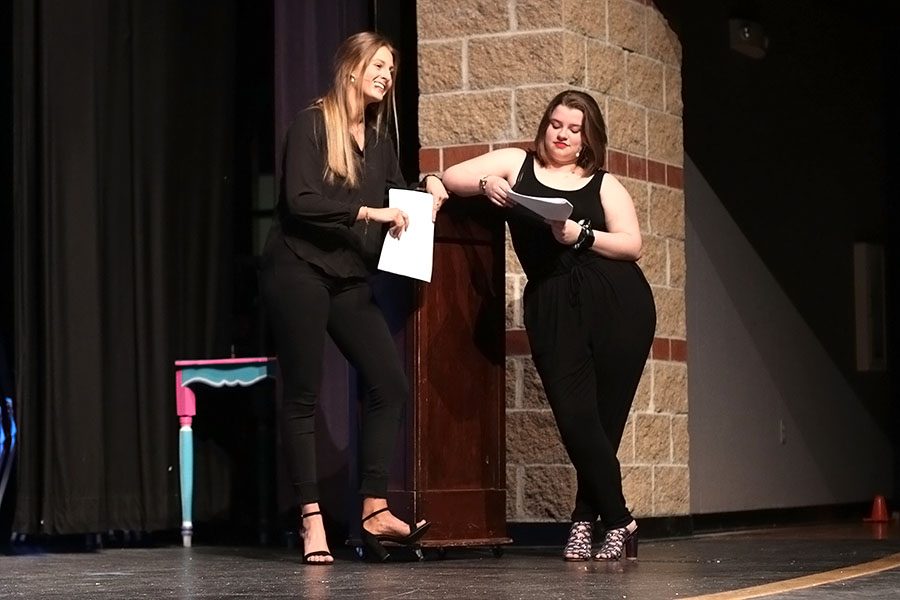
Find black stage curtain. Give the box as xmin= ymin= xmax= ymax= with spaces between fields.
xmin=12 ymin=1 xmax=235 ymax=534
xmin=273 ymin=0 xmax=368 ymax=178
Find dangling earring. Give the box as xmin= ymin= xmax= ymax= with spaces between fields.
xmin=350 ymin=75 xmax=356 ymax=83
xmin=576 ymin=150 xmax=581 ymax=158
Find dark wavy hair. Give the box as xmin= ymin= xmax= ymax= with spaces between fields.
xmin=533 ymin=90 xmax=608 ymax=172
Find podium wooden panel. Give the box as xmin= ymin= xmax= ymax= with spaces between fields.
xmin=388 ymin=197 xmax=511 ymax=550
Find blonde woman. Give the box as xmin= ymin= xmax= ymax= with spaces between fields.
xmin=260 ymin=31 xmax=446 ymax=565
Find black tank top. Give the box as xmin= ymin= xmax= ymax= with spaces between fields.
xmin=508 ymin=152 xmax=608 ymax=281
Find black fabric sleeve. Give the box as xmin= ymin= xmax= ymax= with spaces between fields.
xmin=282 ymin=109 xmax=360 ymax=228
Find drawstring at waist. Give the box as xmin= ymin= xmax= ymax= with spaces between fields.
xmin=568 ymin=264 xmax=586 ymax=307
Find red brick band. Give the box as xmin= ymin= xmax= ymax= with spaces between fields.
xmin=421 ymin=145 xmax=683 ymax=190
xmin=507 ymin=329 xmax=686 ymax=362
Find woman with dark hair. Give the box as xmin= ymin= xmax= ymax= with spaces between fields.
xmin=259 ymin=31 xmax=447 ymax=564
xmin=443 ymin=90 xmax=656 ymax=561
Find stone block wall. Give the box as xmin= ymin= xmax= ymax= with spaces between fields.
xmin=417 ymin=0 xmax=687 ymax=521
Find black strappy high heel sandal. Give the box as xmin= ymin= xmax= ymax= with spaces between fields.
xmin=300 ymin=510 xmax=334 ymax=565
xmin=360 ymin=507 xmax=432 ymax=562
xmin=593 ymin=521 xmax=638 ymax=561
xmin=563 ymin=521 xmax=593 ymax=561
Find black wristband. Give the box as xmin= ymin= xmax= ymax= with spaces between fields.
xmin=418 ymin=173 xmax=441 ymax=189
xmin=572 ymin=219 xmax=594 ymax=251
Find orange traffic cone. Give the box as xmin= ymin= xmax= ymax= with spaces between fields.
xmin=864 ymin=494 xmax=889 ymax=523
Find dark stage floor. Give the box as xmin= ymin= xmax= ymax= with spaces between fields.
xmin=2 ymin=522 xmax=899 ymax=599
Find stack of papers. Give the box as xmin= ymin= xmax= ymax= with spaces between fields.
xmin=377 ymin=189 xmax=435 ymax=282
xmin=506 ymin=190 xmax=573 ymax=221
xmin=376 ymin=188 xmax=573 ymax=283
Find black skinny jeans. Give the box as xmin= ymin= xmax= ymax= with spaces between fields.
xmin=259 ymin=247 xmax=408 ymax=504
xmin=524 ymin=259 xmax=656 ymax=528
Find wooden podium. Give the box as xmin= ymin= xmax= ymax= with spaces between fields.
xmin=387 ymin=197 xmax=512 ymax=554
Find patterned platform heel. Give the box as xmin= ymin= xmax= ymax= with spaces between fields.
xmin=563 ymin=521 xmax=593 ymax=561
xmin=593 ymin=521 xmax=638 ymax=561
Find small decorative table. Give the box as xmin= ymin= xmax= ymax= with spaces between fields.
xmin=174 ymin=357 xmax=277 ymax=547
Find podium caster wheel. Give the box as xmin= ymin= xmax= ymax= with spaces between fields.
xmin=414 ymin=548 xmax=425 ymax=561
xmin=491 ymin=546 xmax=504 ymax=558
xmin=354 ymin=545 xmax=365 ymax=560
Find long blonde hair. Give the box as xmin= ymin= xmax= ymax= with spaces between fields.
xmin=317 ymin=31 xmax=398 ymax=188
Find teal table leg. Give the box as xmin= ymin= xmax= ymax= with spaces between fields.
xmin=179 ymin=419 xmax=194 ymax=547
xmin=175 ymin=370 xmax=197 ymax=548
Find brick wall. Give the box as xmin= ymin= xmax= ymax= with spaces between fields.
xmin=417 ymin=0 xmax=687 ymax=521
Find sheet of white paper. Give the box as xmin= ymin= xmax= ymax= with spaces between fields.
xmin=377 ymin=189 xmax=435 ymax=282
xmin=506 ymin=189 xmax=573 ymax=221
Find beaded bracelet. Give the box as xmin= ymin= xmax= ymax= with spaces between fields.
xmin=572 ymin=219 xmax=595 ymax=251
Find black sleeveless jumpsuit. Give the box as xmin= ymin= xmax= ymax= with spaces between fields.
xmin=509 ymin=153 xmax=657 ymax=527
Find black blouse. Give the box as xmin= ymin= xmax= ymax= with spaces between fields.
xmin=266 ymin=106 xmax=407 ymax=278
